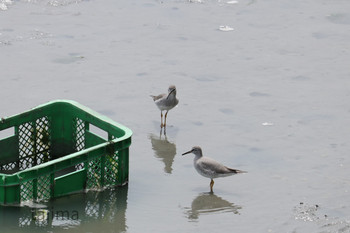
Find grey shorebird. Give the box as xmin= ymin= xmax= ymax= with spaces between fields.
xmin=182 ymin=146 xmax=246 ymax=193
xmin=150 ymin=85 xmax=179 ymax=128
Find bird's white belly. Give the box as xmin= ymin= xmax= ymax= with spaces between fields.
xmin=194 ymin=161 xmax=216 ymax=179
xmin=155 ymin=95 xmax=178 ymax=111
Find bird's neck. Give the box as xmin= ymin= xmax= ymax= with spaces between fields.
xmin=167 ymin=93 xmax=176 ymax=100
xmin=193 ymin=154 xmax=202 ymax=162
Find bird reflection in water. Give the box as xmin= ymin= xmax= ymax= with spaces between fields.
xmin=149 ymin=133 xmax=177 ymax=174
xmin=184 ymin=192 xmax=242 ymax=221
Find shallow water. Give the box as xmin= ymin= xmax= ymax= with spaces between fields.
xmin=1 ymin=0 xmax=350 ymax=232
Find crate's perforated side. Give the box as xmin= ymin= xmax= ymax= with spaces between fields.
xmin=73 ymin=118 xmax=85 ymax=151
xmin=17 ymin=117 xmax=52 ymax=203
xmin=18 ymin=122 xmax=35 ymax=170
xmin=20 ymin=173 xmax=52 ymax=204
xmin=73 ymin=118 xmax=85 ymax=170
xmin=37 ymin=174 xmax=51 ymax=201
xmin=87 ymin=157 xmax=102 ymax=189
xmin=18 ymin=116 xmax=51 ymax=171
xmin=104 ymin=152 xmax=119 ymax=187
xmin=0 ymin=162 xmax=16 ymax=173
xmin=20 ymin=180 xmax=34 ymax=202
xmin=35 ymin=116 xmax=51 ymax=164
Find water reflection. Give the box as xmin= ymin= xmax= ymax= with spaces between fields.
xmin=0 ymin=186 xmax=128 ymax=232
xmin=184 ymin=192 xmax=242 ymax=221
xmin=149 ymin=133 xmax=177 ymax=174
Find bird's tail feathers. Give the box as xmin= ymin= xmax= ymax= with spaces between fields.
xmin=227 ymin=167 xmax=247 ymax=174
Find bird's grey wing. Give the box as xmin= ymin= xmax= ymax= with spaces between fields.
xmin=199 ymin=158 xmax=230 ymax=174
xmin=150 ymin=93 xmax=166 ymax=101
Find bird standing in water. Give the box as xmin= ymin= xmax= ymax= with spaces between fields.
xmin=182 ymin=146 xmax=246 ymax=193
xmin=150 ymin=85 xmax=179 ymax=128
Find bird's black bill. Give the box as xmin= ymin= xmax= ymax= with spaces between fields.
xmin=166 ymin=89 xmax=175 ymax=100
xmin=182 ymin=150 xmax=193 ymax=156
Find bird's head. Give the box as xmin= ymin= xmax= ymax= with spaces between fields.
xmin=182 ymin=146 xmax=202 ymax=157
xmin=167 ymin=85 xmax=177 ymax=99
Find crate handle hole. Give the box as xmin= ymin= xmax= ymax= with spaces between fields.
xmin=0 ymin=127 xmax=15 ymax=140
xmin=89 ymin=124 xmax=108 ymax=140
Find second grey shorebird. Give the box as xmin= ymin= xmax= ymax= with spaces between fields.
xmin=182 ymin=146 xmax=246 ymax=193
xmin=150 ymin=85 xmax=179 ymax=128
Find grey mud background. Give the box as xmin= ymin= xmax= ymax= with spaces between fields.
xmin=1 ymin=0 xmax=350 ymax=232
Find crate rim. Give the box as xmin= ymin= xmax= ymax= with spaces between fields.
xmin=1 ymin=99 xmax=132 ymax=134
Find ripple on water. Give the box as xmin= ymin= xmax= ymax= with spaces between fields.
xmin=52 ymin=53 xmax=85 ymax=64
xmin=249 ymin=92 xmax=270 ymax=97
xmin=219 ymin=108 xmax=234 ymax=115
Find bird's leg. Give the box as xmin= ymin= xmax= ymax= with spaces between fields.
xmin=164 ymin=110 xmax=169 ymax=127
xmin=160 ymin=111 xmax=164 ymax=128
xmin=210 ymin=179 xmax=214 ymax=193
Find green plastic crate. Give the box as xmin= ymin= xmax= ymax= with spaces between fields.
xmin=0 ymin=100 xmax=132 ymax=205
